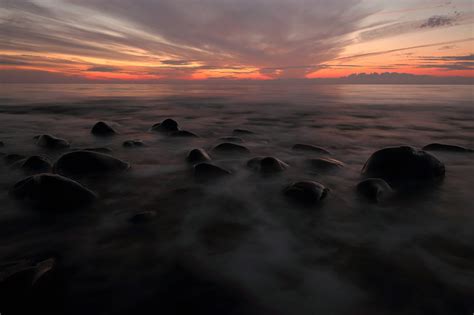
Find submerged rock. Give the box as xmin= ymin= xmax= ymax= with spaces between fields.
xmin=357 ymin=178 xmax=393 ymax=202
xmin=54 ymin=150 xmax=129 ymax=176
xmin=91 ymin=121 xmax=117 ymax=136
xmin=247 ymin=156 xmax=288 ymax=174
xmin=170 ymin=130 xmax=199 ymax=138
xmin=10 ymin=173 xmax=97 ymax=209
xmin=307 ymin=157 xmax=345 ymax=171
xmin=292 ymin=144 xmax=330 ymax=155
xmin=233 ymin=129 xmax=254 ymax=135
xmin=129 ymin=211 xmax=157 ymax=224
xmin=284 ymin=181 xmax=328 ymax=205
xmin=219 ymin=137 xmax=243 ymax=143
xmin=3 ymin=153 xmax=25 ymax=165
xmin=123 ymin=139 xmax=145 ymax=148
xmin=422 ymin=143 xmax=473 ymax=153
xmin=362 ymin=146 xmax=445 ymax=187
xmin=213 ymin=142 xmax=250 ymax=154
xmin=187 ymin=148 xmax=211 ymax=164
xmin=152 ymin=118 xmax=179 ymax=132
xmin=35 ymin=134 xmax=70 ymax=149
xmin=13 ymin=156 xmax=52 ymax=174
xmin=194 ymin=163 xmax=231 ymax=181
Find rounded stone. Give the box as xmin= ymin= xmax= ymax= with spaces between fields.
xmin=219 ymin=137 xmax=243 ymax=143
xmin=10 ymin=173 xmax=97 ymax=209
xmin=91 ymin=121 xmax=117 ymax=136
xmin=307 ymin=157 xmax=345 ymax=171
xmin=292 ymin=144 xmax=330 ymax=155
xmin=35 ymin=134 xmax=70 ymax=149
xmin=170 ymin=130 xmax=199 ymax=138
xmin=123 ymin=140 xmax=145 ymax=148
xmin=213 ymin=143 xmax=250 ymax=154
xmin=422 ymin=143 xmax=473 ymax=153
xmin=54 ymin=150 xmax=130 ymax=176
xmin=152 ymin=118 xmax=179 ymax=132
xmin=362 ymin=146 xmax=445 ymax=186
xmin=247 ymin=156 xmax=288 ymax=174
xmin=194 ymin=163 xmax=231 ymax=181
xmin=233 ymin=129 xmax=254 ymax=135
xmin=13 ymin=156 xmax=52 ymax=174
xmin=284 ymin=181 xmax=328 ymax=205
xmin=356 ymin=178 xmax=393 ymax=202
xmin=187 ymin=148 xmax=211 ymax=164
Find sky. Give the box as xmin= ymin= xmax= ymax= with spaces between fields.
xmin=0 ymin=0 xmax=473 ymax=82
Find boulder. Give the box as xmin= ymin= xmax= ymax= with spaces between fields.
xmin=170 ymin=130 xmax=199 ymax=138
xmin=81 ymin=147 xmax=113 ymax=154
xmin=12 ymin=156 xmax=52 ymax=174
xmin=307 ymin=157 xmax=345 ymax=171
xmin=194 ymin=163 xmax=231 ymax=181
xmin=91 ymin=121 xmax=117 ymax=136
xmin=35 ymin=134 xmax=70 ymax=149
xmin=10 ymin=173 xmax=97 ymax=209
xmin=423 ymin=143 xmax=473 ymax=153
xmin=362 ymin=146 xmax=445 ymax=187
xmin=247 ymin=156 xmax=288 ymax=174
xmin=152 ymin=118 xmax=179 ymax=132
xmin=213 ymin=143 xmax=250 ymax=155
xmin=356 ymin=178 xmax=393 ymax=202
xmin=284 ymin=181 xmax=328 ymax=205
xmin=123 ymin=140 xmax=145 ymax=148
xmin=233 ymin=129 xmax=254 ymax=135
xmin=3 ymin=153 xmax=25 ymax=165
xmin=292 ymin=144 xmax=330 ymax=155
xmin=219 ymin=137 xmax=243 ymax=143
xmin=54 ymin=150 xmax=129 ymax=176
xmin=187 ymin=148 xmax=211 ymax=164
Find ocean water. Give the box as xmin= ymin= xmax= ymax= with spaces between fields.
xmin=0 ymin=83 xmax=473 ymax=314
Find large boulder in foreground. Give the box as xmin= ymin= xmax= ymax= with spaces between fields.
xmin=91 ymin=121 xmax=117 ymax=136
xmin=247 ymin=156 xmax=288 ymax=174
xmin=284 ymin=181 xmax=328 ymax=205
xmin=152 ymin=118 xmax=179 ymax=132
xmin=422 ymin=143 xmax=473 ymax=153
xmin=54 ymin=150 xmax=129 ymax=176
xmin=10 ymin=174 xmax=97 ymax=209
xmin=357 ymin=178 xmax=393 ymax=203
xmin=362 ymin=146 xmax=445 ymax=187
xmin=194 ymin=163 xmax=231 ymax=181
xmin=35 ymin=134 xmax=70 ymax=149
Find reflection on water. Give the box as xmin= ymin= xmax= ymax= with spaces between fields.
xmin=0 ymin=83 xmax=473 ymax=315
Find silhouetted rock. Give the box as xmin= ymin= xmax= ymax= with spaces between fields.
xmin=187 ymin=148 xmax=211 ymax=164
xmin=12 ymin=156 xmax=52 ymax=174
xmin=362 ymin=146 xmax=445 ymax=187
xmin=10 ymin=173 xmax=97 ymax=209
xmin=54 ymin=150 xmax=129 ymax=176
xmin=3 ymin=153 xmax=25 ymax=165
xmin=152 ymin=118 xmax=179 ymax=132
xmin=219 ymin=137 xmax=244 ymax=143
xmin=194 ymin=163 xmax=231 ymax=181
xmin=123 ymin=139 xmax=145 ymax=148
xmin=284 ymin=181 xmax=328 ymax=205
xmin=35 ymin=134 xmax=70 ymax=149
xmin=170 ymin=130 xmax=199 ymax=137
xmin=129 ymin=211 xmax=157 ymax=224
xmin=213 ymin=143 xmax=250 ymax=154
xmin=292 ymin=144 xmax=330 ymax=154
xmin=91 ymin=121 xmax=117 ymax=136
xmin=423 ymin=143 xmax=473 ymax=153
xmin=233 ymin=129 xmax=254 ymax=135
xmin=307 ymin=157 xmax=345 ymax=171
xmin=247 ymin=156 xmax=288 ymax=174
xmin=357 ymin=178 xmax=393 ymax=202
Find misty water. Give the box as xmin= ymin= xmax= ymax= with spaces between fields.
xmin=0 ymin=83 xmax=473 ymax=314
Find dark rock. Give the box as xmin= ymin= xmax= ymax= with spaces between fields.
xmin=292 ymin=144 xmax=330 ymax=155
xmin=284 ymin=181 xmax=328 ymax=205
xmin=233 ymin=129 xmax=254 ymax=135
xmin=91 ymin=121 xmax=117 ymax=136
xmin=54 ymin=150 xmax=129 ymax=176
xmin=123 ymin=139 xmax=145 ymax=148
xmin=129 ymin=211 xmax=157 ymax=224
xmin=213 ymin=143 xmax=250 ymax=154
xmin=35 ymin=134 xmax=70 ymax=149
xmin=219 ymin=137 xmax=244 ymax=143
xmin=187 ymin=148 xmax=211 ymax=164
xmin=170 ymin=130 xmax=199 ymax=138
xmin=362 ymin=146 xmax=445 ymax=187
xmin=10 ymin=173 xmax=97 ymax=209
xmin=357 ymin=178 xmax=393 ymax=202
xmin=423 ymin=143 xmax=473 ymax=153
xmin=194 ymin=163 xmax=231 ymax=181
xmin=308 ymin=157 xmax=345 ymax=171
xmin=4 ymin=154 xmax=26 ymax=165
xmin=82 ymin=147 xmax=113 ymax=154
xmin=0 ymin=141 xmax=4 ymax=147
xmin=152 ymin=118 xmax=179 ymax=132
xmin=247 ymin=156 xmax=288 ymax=174
xmin=12 ymin=156 xmax=52 ymax=174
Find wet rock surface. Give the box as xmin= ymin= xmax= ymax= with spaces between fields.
xmin=233 ymin=129 xmax=254 ymax=135
xmin=292 ymin=144 xmax=330 ymax=155
xmin=35 ymin=134 xmax=70 ymax=149
xmin=356 ymin=178 xmax=393 ymax=202
xmin=247 ymin=156 xmax=288 ymax=174
xmin=284 ymin=181 xmax=328 ymax=205
xmin=91 ymin=121 xmax=117 ymax=136
xmin=152 ymin=118 xmax=179 ymax=132
xmin=307 ymin=157 xmax=345 ymax=171
xmin=54 ymin=150 xmax=130 ymax=176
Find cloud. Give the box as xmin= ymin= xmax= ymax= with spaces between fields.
xmin=420 ymin=15 xmax=454 ymax=28
xmin=86 ymin=66 xmax=121 ymax=72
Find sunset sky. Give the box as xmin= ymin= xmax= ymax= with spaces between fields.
xmin=0 ymin=0 xmax=473 ymax=82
